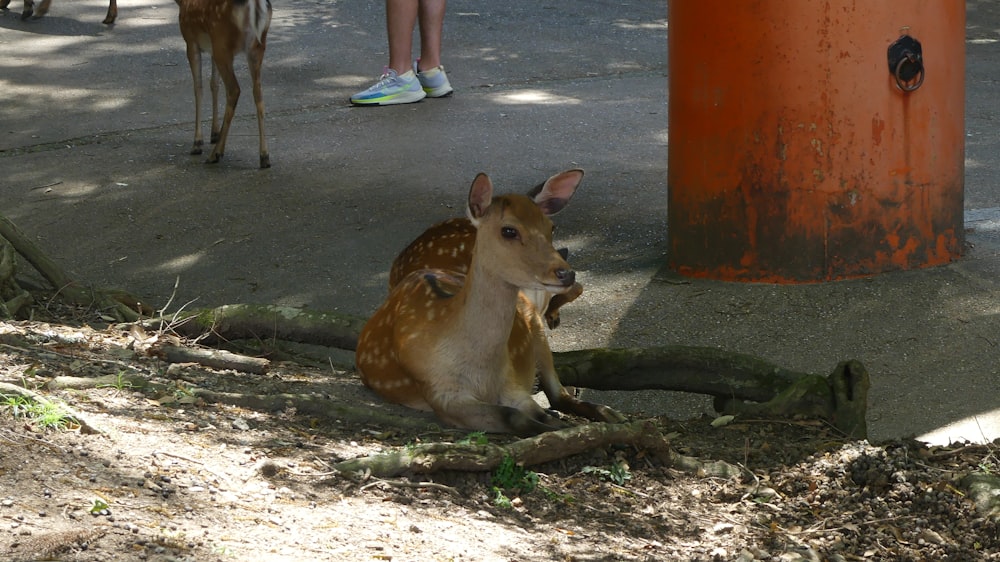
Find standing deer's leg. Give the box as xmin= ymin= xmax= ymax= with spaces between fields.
xmin=207 ymin=55 xmax=240 ymax=164
xmin=0 ymin=0 xmax=12 ymax=12
xmin=208 ymin=61 xmax=221 ymax=145
xmin=102 ymin=0 xmax=117 ymax=24
xmin=185 ymin=43 xmax=205 ymax=156
xmin=31 ymin=0 xmax=49 ymax=17
xmin=17 ymin=0 xmax=33 ymax=19
xmin=246 ymin=37 xmax=270 ymax=169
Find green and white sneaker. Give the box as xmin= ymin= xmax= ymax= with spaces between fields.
xmin=350 ymin=68 xmax=427 ymax=106
xmin=414 ymin=62 xmax=454 ymax=98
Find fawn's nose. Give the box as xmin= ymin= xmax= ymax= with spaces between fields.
xmin=555 ymin=268 xmax=575 ymax=286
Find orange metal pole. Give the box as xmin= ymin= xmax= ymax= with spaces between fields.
xmin=667 ymin=0 xmax=965 ymax=282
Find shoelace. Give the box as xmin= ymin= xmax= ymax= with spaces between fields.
xmin=370 ymin=67 xmax=400 ymax=89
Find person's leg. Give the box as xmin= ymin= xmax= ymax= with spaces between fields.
xmin=386 ymin=0 xmax=419 ymax=75
xmin=350 ymin=0 xmax=425 ymax=105
xmin=415 ymin=0 xmax=446 ymax=71
xmin=413 ymin=0 xmax=452 ymax=97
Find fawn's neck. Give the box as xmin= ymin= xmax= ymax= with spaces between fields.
xmin=453 ymin=254 xmax=521 ymax=353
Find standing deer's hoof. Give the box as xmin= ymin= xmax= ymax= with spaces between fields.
xmin=190 ymin=141 xmax=203 ymax=156
xmin=259 ymin=153 xmax=271 ymax=169
xmin=206 ymin=151 xmax=223 ymax=164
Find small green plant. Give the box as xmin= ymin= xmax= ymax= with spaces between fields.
xmin=172 ymin=382 xmax=195 ymax=399
xmin=540 ymin=486 xmax=575 ymax=504
xmin=0 ymin=393 xmax=75 ymax=431
xmin=489 ymin=456 xmax=540 ymax=508
xmin=89 ymin=498 xmax=111 ymax=516
xmin=582 ymin=461 xmax=632 ymax=486
xmin=97 ymin=370 xmax=134 ymax=394
xmin=977 ymin=451 xmax=999 ymax=475
xmin=491 ymin=455 xmax=538 ymax=493
xmin=492 ymin=488 xmax=514 ymax=509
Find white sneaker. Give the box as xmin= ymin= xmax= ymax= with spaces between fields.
xmin=350 ymin=68 xmax=427 ymax=106
xmin=414 ymin=62 xmax=454 ymax=98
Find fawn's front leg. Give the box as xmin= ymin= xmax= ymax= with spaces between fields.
xmin=433 ymin=394 xmax=568 ymax=437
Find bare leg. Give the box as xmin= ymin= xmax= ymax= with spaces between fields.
xmin=416 ymin=0 xmax=446 ymax=71
xmin=386 ymin=0 xmax=419 ymax=74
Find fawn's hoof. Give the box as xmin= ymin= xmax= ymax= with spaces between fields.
xmin=259 ymin=153 xmax=271 ymax=169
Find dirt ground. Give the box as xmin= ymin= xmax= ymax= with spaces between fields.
xmin=2 ymin=308 xmax=1000 ymax=562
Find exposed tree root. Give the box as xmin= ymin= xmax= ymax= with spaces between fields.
xmin=0 ymin=213 xmax=150 ymax=322
xmin=329 ymin=420 xmax=675 ymax=479
xmin=552 ymin=347 xmax=869 ymax=438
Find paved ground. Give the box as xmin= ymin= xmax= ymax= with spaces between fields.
xmin=1 ymin=0 xmax=998 ymax=445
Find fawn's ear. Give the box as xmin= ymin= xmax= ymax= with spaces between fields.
xmin=531 ymin=169 xmax=584 ymax=216
xmin=467 ymin=173 xmax=494 ymax=225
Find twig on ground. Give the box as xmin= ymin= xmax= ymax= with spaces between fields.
xmin=358 ymin=478 xmax=461 ymax=496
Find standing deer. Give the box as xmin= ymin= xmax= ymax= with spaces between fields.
xmin=176 ymin=0 xmax=271 ymax=168
xmin=356 ymin=170 xmax=624 ymax=436
xmin=0 ymin=0 xmax=117 ymax=23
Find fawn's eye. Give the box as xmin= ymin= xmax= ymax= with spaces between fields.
xmin=501 ymin=226 xmax=520 ymax=240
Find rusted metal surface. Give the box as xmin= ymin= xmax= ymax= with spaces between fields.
xmin=667 ymin=0 xmax=965 ymax=282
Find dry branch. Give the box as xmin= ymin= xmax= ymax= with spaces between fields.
xmin=46 ymin=374 xmax=150 ymax=391
xmin=330 ymin=420 xmax=673 ymax=479
xmin=146 ymin=304 xmax=366 ymax=351
xmin=150 ymin=342 xmax=270 ymax=374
